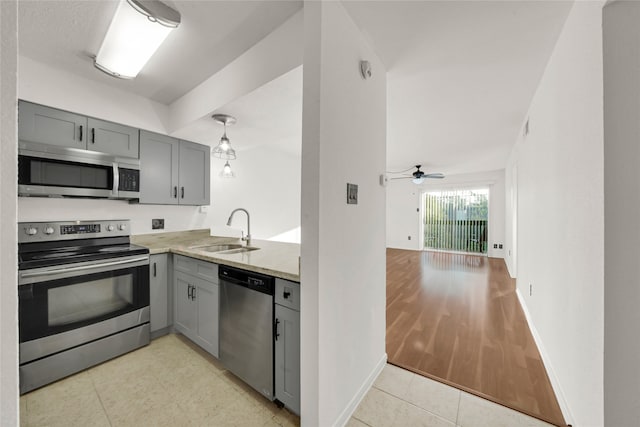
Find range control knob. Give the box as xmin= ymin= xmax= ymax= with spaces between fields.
xmin=44 ymin=226 xmax=55 ymax=235
xmin=107 ymin=225 xmax=115 ymax=232
xmin=26 ymin=227 xmax=38 ymax=236
xmin=118 ymin=224 xmax=127 ymax=231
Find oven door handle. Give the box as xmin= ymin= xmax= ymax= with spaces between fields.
xmin=20 ymin=256 xmax=149 ymax=280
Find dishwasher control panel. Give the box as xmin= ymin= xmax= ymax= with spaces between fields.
xmin=219 ymin=265 xmax=275 ymax=295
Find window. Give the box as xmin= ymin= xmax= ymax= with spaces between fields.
xmin=423 ymin=188 xmax=489 ymax=254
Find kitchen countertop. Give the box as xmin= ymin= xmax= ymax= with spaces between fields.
xmin=131 ymin=229 xmax=300 ymax=282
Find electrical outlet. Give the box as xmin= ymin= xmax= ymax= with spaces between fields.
xmin=493 ymin=244 xmax=497 ymax=249
xmin=152 ymin=219 xmax=164 ymax=230
xmin=499 ymin=244 xmax=503 ymax=249
xmin=529 ymin=283 xmax=533 ymax=296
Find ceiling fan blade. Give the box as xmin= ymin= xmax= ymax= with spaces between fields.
xmin=389 ymin=176 xmax=411 ymax=180
xmin=424 ymin=173 xmax=445 ymax=179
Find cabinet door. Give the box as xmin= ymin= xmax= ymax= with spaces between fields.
xmin=149 ymin=254 xmax=169 ymax=333
xmin=194 ymin=280 xmax=219 ymax=358
xmin=88 ymin=118 xmax=139 ymax=158
xmin=174 ymin=271 xmax=196 ymax=336
xmin=275 ymin=304 xmax=300 ymax=415
xmin=18 ymin=101 xmax=86 ymax=149
xmin=178 ymin=140 xmax=210 ymax=206
xmin=139 ymin=131 xmax=179 ymax=204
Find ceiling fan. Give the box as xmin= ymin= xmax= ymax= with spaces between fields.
xmin=389 ymin=165 xmax=445 ymax=184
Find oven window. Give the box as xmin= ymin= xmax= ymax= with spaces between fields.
xmin=48 ymin=274 xmax=133 ymax=326
xmin=19 ymin=156 xmax=112 ymax=190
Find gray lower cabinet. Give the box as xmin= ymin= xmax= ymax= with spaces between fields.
xmin=173 ymin=256 xmax=219 ymax=357
xmin=274 ymin=279 xmax=301 ymax=415
xmin=139 ymin=131 xmax=210 ymax=206
xmin=149 ymin=254 xmax=170 ymax=334
xmin=18 ymin=100 xmax=139 ymax=158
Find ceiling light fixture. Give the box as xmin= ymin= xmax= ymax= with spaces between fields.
xmin=94 ymin=0 xmax=181 ymax=79
xmin=219 ymin=161 xmax=236 ymax=179
xmin=211 ymin=114 xmax=237 ymax=160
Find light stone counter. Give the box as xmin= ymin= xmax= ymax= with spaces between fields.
xmin=132 ymin=229 xmax=300 ymax=282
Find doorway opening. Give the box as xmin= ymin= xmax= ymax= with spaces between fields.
xmin=422 ymin=188 xmax=489 ymax=254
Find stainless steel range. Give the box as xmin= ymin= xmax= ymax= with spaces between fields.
xmin=18 ymin=220 xmax=150 ymax=394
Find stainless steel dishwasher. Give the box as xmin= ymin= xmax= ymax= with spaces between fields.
xmin=219 ymin=265 xmax=275 ymax=400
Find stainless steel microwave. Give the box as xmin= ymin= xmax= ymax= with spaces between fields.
xmin=18 ymin=142 xmax=140 ymax=200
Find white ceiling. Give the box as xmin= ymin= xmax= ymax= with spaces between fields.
xmin=17 ymin=0 xmax=573 ymax=176
xmin=18 ymin=0 xmax=302 ymax=104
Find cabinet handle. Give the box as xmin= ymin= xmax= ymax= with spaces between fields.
xmin=187 ymin=285 xmax=192 ymax=299
xmin=91 ymin=128 xmax=95 ymax=144
xmin=283 ymin=291 xmax=291 ymax=299
xmin=274 ymin=319 xmax=280 ymax=341
xmin=153 ymin=262 xmax=157 ymax=277
xmin=181 ymin=187 xmax=184 ymax=199
xmin=173 ymin=186 xmax=177 ymax=198
xmin=79 ymin=125 xmax=83 ymax=142
xmin=192 ymin=287 xmax=196 ymax=301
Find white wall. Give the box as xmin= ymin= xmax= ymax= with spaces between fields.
xmin=504 ymin=3 xmax=604 ymax=425
xmin=386 ymin=170 xmax=505 ymax=258
xmin=603 ymin=2 xmax=640 ymax=425
xmin=210 ymin=145 xmax=301 ymax=241
xmin=17 ymin=57 xmax=301 ymax=237
xmin=301 ymin=1 xmax=387 ymax=425
xmin=0 ymin=0 xmax=19 ymax=424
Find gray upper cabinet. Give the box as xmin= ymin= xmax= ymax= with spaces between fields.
xmin=18 ymin=101 xmax=86 ymax=149
xmin=18 ymin=100 xmax=139 ymax=159
xmin=88 ymin=118 xmax=139 ymax=158
xmin=178 ymin=140 xmax=210 ymax=206
xmin=139 ymin=131 xmax=210 ymax=206
xmin=139 ymin=131 xmax=180 ymax=205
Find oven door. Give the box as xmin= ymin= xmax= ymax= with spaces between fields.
xmin=18 ymin=255 xmax=149 ymax=364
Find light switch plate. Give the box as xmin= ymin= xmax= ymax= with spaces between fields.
xmin=347 ymin=183 xmax=358 ymax=204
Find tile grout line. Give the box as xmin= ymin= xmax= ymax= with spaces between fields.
xmin=88 ymin=372 xmax=114 ymax=427
xmin=455 ymin=391 xmax=462 ymax=426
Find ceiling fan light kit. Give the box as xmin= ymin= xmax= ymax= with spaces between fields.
xmin=388 ymin=165 xmax=445 ymax=185
xmin=211 ymin=114 xmax=238 ymax=161
xmin=94 ymin=0 xmax=180 ymax=79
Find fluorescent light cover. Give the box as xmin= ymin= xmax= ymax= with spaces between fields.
xmin=95 ymin=0 xmax=175 ymax=79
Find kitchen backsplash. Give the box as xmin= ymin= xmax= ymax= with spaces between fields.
xmin=18 ymin=197 xmax=211 ymax=235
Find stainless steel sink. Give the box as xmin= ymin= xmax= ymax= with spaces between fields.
xmin=189 ymin=244 xmax=244 ymax=252
xmin=217 ymin=247 xmax=260 ymax=255
xmin=189 ymin=244 xmax=259 ymax=254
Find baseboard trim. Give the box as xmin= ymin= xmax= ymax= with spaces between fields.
xmin=515 ymin=289 xmax=575 ymax=426
xmin=334 ymin=353 xmax=388 ymax=427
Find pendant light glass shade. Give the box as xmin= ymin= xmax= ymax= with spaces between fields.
xmin=211 ymin=114 xmax=238 ymax=160
xmin=212 ymin=131 xmax=236 ymax=160
xmin=94 ymin=0 xmax=180 ymax=79
xmin=219 ymin=161 xmax=235 ymax=178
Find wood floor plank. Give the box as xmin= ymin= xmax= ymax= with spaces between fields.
xmin=386 ymin=249 xmax=566 ymax=427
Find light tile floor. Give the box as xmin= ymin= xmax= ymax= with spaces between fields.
xmin=20 ymin=334 xmax=300 ymax=427
xmin=347 ymin=364 xmax=556 ymax=427
xmin=20 ymin=335 xmax=555 ymax=427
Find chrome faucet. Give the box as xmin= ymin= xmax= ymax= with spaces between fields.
xmin=226 ymin=208 xmax=251 ymax=245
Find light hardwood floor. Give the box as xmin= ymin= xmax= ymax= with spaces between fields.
xmin=385 ymin=249 xmax=566 ymax=427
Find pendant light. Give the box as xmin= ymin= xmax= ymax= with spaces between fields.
xmin=219 ymin=161 xmax=236 ymax=178
xmin=94 ymin=0 xmax=180 ymax=79
xmin=211 ymin=114 xmax=237 ymax=160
